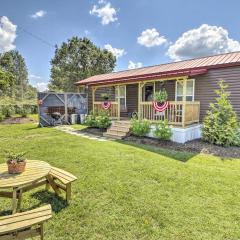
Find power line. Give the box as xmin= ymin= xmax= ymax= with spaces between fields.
xmin=18 ymin=26 xmax=55 ymax=48
xmin=0 ymin=15 xmax=55 ymax=48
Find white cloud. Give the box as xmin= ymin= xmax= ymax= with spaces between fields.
xmin=29 ymin=74 xmax=48 ymax=92
xmin=128 ymin=61 xmax=143 ymax=69
xmin=29 ymin=74 xmax=42 ymax=80
xmin=137 ymin=28 xmax=168 ymax=47
xmin=0 ymin=16 xmax=17 ymax=53
xmin=90 ymin=2 xmax=117 ymax=25
xmin=84 ymin=30 xmax=90 ymax=35
xmin=104 ymin=44 xmax=126 ymax=59
xmin=36 ymin=82 xmax=48 ymax=92
xmin=31 ymin=10 xmax=47 ymax=19
xmin=167 ymin=24 xmax=240 ymax=61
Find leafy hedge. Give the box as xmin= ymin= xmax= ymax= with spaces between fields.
xmin=130 ymin=119 xmax=150 ymax=137
xmin=0 ymin=104 xmax=37 ymax=121
xmin=154 ymin=120 xmax=172 ymax=141
xmin=85 ymin=111 xmax=111 ymax=129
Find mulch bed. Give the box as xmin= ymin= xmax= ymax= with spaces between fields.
xmin=124 ymin=135 xmax=240 ymax=159
xmin=76 ymin=127 xmax=105 ymax=137
xmin=0 ymin=117 xmax=36 ymax=125
xmin=79 ymin=127 xmax=240 ymax=159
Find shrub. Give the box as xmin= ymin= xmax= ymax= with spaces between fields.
xmin=95 ymin=114 xmax=111 ymax=129
xmin=85 ymin=111 xmax=111 ymax=129
xmin=154 ymin=120 xmax=172 ymax=141
xmin=85 ymin=112 xmax=98 ymax=127
xmin=0 ymin=113 xmax=4 ymax=122
xmin=153 ymin=89 xmax=168 ymax=103
xmin=19 ymin=106 xmax=30 ymax=117
xmin=130 ymin=119 xmax=150 ymax=137
xmin=1 ymin=105 xmax=15 ymax=118
xmin=203 ymin=80 xmax=239 ymax=146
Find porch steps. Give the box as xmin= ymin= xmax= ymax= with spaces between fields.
xmin=103 ymin=120 xmax=131 ymax=139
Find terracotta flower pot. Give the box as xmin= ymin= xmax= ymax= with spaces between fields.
xmin=7 ymin=161 xmax=26 ymax=174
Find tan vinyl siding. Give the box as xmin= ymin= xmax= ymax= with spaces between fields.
xmin=195 ymin=66 xmax=240 ymax=121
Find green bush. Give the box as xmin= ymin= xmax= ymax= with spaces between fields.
xmin=95 ymin=114 xmax=111 ymax=129
xmin=0 ymin=113 xmax=4 ymax=122
xmin=85 ymin=111 xmax=111 ymax=129
xmin=1 ymin=105 xmax=15 ymax=118
xmin=0 ymin=104 xmax=37 ymax=117
xmin=203 ymin=80 xmax=239 ymax=146
xmin=19 ymin=106 xmax=30 ymax=117
xmin=130 ymin=119 xmax=150 ymax=137
xmin=154 ymin=120 xmax=172 ymax=141
xmin=85 ymin=112 xmax=98 ymax=127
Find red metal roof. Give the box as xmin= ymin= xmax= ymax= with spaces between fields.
xmin=76 ymin=51 xmax=240 ymax=86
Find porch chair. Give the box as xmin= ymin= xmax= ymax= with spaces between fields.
xmin=0 ymin=205 xmax=52 ymax=240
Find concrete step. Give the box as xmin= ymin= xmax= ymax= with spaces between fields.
xmin=106 ymin=129 xmax=127 ymax=137
xmin=110 ymin=126 xmax=130 ymax=133
xmin=112 ymin=121 xmax=131 ymax=127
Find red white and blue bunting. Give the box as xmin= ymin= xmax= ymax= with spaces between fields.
xmin=152 ymin=101 xmax=169 ymax=112
xmin=102 ymin=101 xmax=111 ymax=110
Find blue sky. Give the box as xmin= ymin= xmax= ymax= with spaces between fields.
xmin=1 ymin=0 xmax=240 ymax=90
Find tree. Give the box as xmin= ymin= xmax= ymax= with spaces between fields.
xmin=202 ymin=80 xmax=239 ymax=146
xmin=49 ymin=37 xmax=116 ymax=92
xmin=0 ymin=68 xmax=15 ymax=96
xmin=0 ymin=50 xmax=28 ymax=99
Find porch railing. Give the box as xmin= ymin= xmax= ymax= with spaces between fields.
xmin=93 ymin=101 xmax=119 ymax=119
xmin=140 ymin=101 xmax=200 ymax=126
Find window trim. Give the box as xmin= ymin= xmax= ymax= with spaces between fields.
xmin=175 ymin=79 xmax=195 ymax=102
xmin=115 ymin=85 xmax=126 ymax=109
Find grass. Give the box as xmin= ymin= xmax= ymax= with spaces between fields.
xmin=0 ymin=123 xmax=240 ymax=239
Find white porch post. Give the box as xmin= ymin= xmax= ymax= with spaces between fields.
xmin=92 ymin=86 xmax=96 ymax=113
xmin=182 ymin=78 xmax=187 ymax=127
xmin=117 ymin=85 xmax=120 ymax=120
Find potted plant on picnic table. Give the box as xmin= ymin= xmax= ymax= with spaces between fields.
xmin=6 ymin=152 xmax=27 ymax=174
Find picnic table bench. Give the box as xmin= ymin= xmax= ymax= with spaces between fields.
xmin=49 ymin=167 xmax=78 ymax=203
xmin=0 ymin=204 xmax=52 ymax=240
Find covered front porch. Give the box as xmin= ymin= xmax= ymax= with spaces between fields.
xmin=90 ymin=76 xmax=200 ymax=127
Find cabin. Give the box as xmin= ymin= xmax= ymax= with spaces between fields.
xmin=75 ymin=51 xmax=240 ymax=143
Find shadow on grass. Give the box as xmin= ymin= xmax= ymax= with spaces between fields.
xmin=31 ymin=190 xmax=68 ymax=213
xmin=117 ymin=140 xmax=197 ymax=162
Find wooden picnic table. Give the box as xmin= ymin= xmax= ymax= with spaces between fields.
xmin=0 ymin=160 xmax=57 ymax=214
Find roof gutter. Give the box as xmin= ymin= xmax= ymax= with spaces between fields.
xmin=76 ymin=68 xmax=208 ymax=86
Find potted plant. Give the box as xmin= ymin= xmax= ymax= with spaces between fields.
xmin=153 ymin=89 xmax=168 ymax=104
xmin=101 ymin=93 xmax=110 ymax=101
xmin=6 ymin=152 xmax=27 ymax=174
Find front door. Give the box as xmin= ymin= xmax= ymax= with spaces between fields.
xmin=115 ymin=85 xmax=127 ymax=117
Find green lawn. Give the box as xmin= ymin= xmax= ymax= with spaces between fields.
xmin=0 ymin=123 xmax=240 ymax=240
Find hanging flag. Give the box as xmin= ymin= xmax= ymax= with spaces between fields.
xmin=152 ymin=101 xmax=169 ymax=112
xmin=102 ymin=101 xmax=111 ymax=110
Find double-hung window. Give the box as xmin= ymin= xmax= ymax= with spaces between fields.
xmin=115 ymin=85 xmax=126 ymax=110
xmin=175 ymin=79 xmax=195 ymax=101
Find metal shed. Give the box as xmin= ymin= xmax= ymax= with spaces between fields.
xmin=38 ymin=92 xmax=87 ymax=127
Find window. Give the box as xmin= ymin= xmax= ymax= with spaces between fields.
xmin=115 ymin=85 xmax=126 ymax=109
xmin=175 ymin=79 xmax=195 ymax=101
